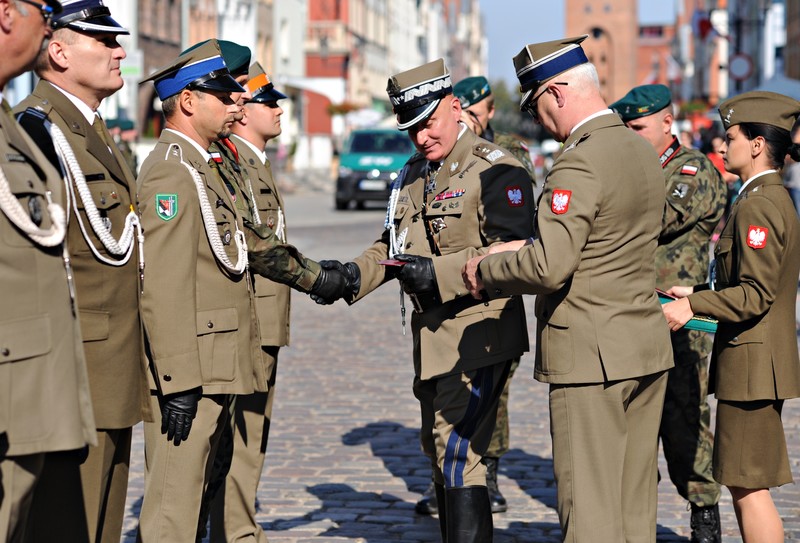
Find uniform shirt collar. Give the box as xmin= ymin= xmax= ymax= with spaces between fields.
xmin=231 ymin=134 xmax=267 ymax=164
xmin=570 ymin=109 xmax=614 ymax=135
xmin=738 ymin=169 xmax=777 ymax=195
xmin=50 ymin=83 xmax=96 ymax=123
xmin=163 ymin=128 xmax=212 ymax=162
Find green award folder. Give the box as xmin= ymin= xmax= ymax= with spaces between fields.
xmin=656 ymin=289 xmax=718 ymax=334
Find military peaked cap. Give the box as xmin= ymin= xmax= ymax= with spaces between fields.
xmin=514 ymin=34 xmax=589 ymax=110
xmin=52 ymin=0 xmax=128 ymax=34
xmin=387 ymin=58 xmax=452 ymax=130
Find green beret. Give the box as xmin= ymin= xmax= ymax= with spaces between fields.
xmin=719 ymin=91 xmax=800 ymax=132
xmin=181 ymin=39 xmax=251 ymax=76
xmin=610 ymin=84 xmax=672 ymax=122
xmin=454 ymin=76 xmax=491 ymax=108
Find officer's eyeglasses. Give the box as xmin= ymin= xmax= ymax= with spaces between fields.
xmin=16 ymin=0 xmax=55 ymax=25
xmin=523 ymin=82 xmax=569 ymax=121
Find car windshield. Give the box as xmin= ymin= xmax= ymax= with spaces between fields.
xmin=347 ymin=132 xmax=414 ymax=154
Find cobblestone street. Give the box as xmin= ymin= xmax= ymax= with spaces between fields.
xmin=120 ymin=192 xmax=800 ymax=542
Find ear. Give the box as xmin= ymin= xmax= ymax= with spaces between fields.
xmin=449 ymin=95 xmax=462 ymax=121
xmin=179 ymin=89 xmax=198 ymax=114
xmin=47 ymin=39 xmax=69 ymax=70
xmin=487 ymin=102 xmax=496 ymax=121
xmin=552 ymin=83 xmax=567 ymax=108
xmin=662 ymin=111 xmax=674 ymax=136
xmin=751 ymin=135 xmax=765 ymax=158
xmin=0 ymin=0 xmax=14 ymax=32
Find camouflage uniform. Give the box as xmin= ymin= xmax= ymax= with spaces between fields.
xmin=487 ymin=126 xmax=537 ymax=186
xmin=657 ymin=140 xmax=727 ymax=507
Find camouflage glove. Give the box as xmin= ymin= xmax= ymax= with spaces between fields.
xmin=394 ymin=254 xmax=437 ymax=294
xmin=310 ymin=260 xmax=361 ymax=305
xmin=243 ymin=221 xmax=319 ymax=292
xmin=161 ymin=387 xmax=202 ymax=445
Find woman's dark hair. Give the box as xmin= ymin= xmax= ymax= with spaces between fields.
xmin=738 ymin=122 xmax=794 ymax=168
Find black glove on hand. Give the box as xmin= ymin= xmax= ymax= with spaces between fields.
xmin=161 ymin=387 xmax=202 ymax=445
xmin=310 ymin=260 xmax=361 ymax=305
xmin=395 ymin=254 xmax=437 ymax=294
xmin=309 ymin=266 xmax=348 ymax=305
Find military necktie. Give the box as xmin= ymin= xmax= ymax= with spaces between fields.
xmin=92 ymin=115 xmax=114 ymax=153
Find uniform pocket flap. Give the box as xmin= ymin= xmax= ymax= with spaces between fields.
xmin=196 ymin=307 xmax=239 ymax=336
xmin=0 ymin=315 xmax=51 ymax=363
xmin=535 ymin=301 xmax=569 ymax=328
xmin=1 ymin=164 xmax=48 ymax=196
xmin=79 ymin=309 xmax=109 ymax=342
xmin=723 ymin=324 xmax=763 ymax=346
xmin=425 ymin=204 xmax=463 ymax=217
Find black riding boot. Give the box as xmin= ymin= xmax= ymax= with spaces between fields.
xmin=483 ymin=457 xmax=507 ymax=513
xmin=435 ymin=483 xmax=447 ymax=541
xmin=445 ymin=486 xmax=493 ymax=543
xmin=690 ymin=503 xmax=721 ymax=543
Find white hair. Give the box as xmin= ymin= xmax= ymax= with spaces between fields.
xmin=563 ymin=63 xmax=600 ymax=93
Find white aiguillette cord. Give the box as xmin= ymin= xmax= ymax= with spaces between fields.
xmin=0 ymin=127 xmax=74 ymax=308
xmin=166 ymin=143 xmax=247 ymax=275
xmin=385 ymin=163 xmax=410 ymax=335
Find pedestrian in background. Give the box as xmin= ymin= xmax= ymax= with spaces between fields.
xmin=611 ymin=84 xmax=726 ymax=543
xmin=317 ymin=58 xmax=534 ymax=541
xmin=14 ymin=3 xmax=151 ymax=541
xmin=783 ymin=120 xmax=800 ymax=217
xmin=0 ymin=0 xmax=97 ymax=540
xmin=462 ymin=35 xmax=674 ymax=542
xmin=663 ymin=91 xmax=800 ymax=543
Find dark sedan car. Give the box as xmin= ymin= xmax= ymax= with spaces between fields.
xmin=335 ymin=128 xmax=415 ymax=210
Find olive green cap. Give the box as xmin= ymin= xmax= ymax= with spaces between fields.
xmin=610 ymin=84 xmax=672 ymax=122
xmin=719 ymin=91 xmax=800 ymax=132
xmin=454 ymin=76 xmax=491 ymax=108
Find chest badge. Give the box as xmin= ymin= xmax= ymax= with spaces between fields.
xmin=430 ymin=217 xmax=447 ymax=233
xmin=746 ymin=225 xmax=768 ymax=249
xmin=551 ymin=189 xmax=572 ymax=214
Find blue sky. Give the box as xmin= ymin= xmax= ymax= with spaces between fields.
xmin=479 ymin=0 xmax=677 ymax=86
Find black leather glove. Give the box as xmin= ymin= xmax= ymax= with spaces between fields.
xmin=394 ymin=254 xmax=437 ymax=294
xmin=310 ymin=260 xmax=361 ymax=305
xmin=161 ymin=387 xmax=202 ymax=445
xmin=309 ymin=266 xmax=348 ymax=305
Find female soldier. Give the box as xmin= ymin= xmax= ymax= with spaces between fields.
xmin=662 ymin=91 xmax=800 ymax=543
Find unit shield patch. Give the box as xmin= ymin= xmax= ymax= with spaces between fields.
xmin=156 ymin=194 xmax=178 ymax=221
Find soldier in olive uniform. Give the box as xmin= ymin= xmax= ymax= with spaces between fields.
xmin=663 ymin=92 xmax=800 ymax=543
xmin=610 ymin=84 xmax=726 ymax=543
xmin=319 ymin=59 xmax=534 ymax=542
xmin=406 ymin=75 xmax=539 ymax=517
xmin=463 ymin=36 xmax=674 ymax=542
xmin=13 ymin=4 xmax=151 ymax=541
xmin=454 ymin=76 xmax=536 ymax=183
xmin=0 ymin=0 xmax=98 ymax=540
xmin=209 ymin=61 xmax=292 ymax=543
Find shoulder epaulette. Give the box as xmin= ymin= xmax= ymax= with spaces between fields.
xmin=473 ymin=142 xmax=506 ymax=163
xmin=15 ymin=106 xmax=60 ymax=172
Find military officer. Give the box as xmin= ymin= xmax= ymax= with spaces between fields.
xmin=319 ymin=59 xmax=534 ymax=542
xmin=0 ymin=0 xmax=97 ymax=540
xmin=135 ymin=40 xmax=269 ymax=542
xmin=454 ymin=75 xmax=536 ymax=183
xmin=462 ymin=36 xmax=674 ymax=542
xmin=13 ymin=3 xmax=151 ymax=541
xmin=663 ymin=92 xmax=800 ymax=543
xmin=610 ymin=84 xmax=727 ymax=543
xmin=209 ymin=62 xmax=292 ymax=543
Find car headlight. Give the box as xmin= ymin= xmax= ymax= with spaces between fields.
xmin=338 ymin=166 xmax=353 ymax=177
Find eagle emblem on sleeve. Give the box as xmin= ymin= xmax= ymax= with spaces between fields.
xmin=506 ymin=186 xmax=524 ymax=207
xmin=746 ymin=225 xmax=768 ymax=249
xmin=551 ymin=189 xmax=572 ymax=214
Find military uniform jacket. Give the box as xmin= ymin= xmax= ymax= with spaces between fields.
xmin=657 ymin=141 xmax=727 ymax=357
xmin=489 ymin=126 xmax=536 ymax=185
xmin=15 ymin=81 xmax=150 ymax=428
xmin=480 ymin=113 xmax=674 ymax=384
xmin=0 ymin=106 xmax=96 ymax=455
xmin=689 ymin=172 xmax=800 ymax=401
xmin=137 ymin=130 xmax=263 ymax=396
xmin=351 ymin=128 xmax=533 ymax=380
xmin=231 ymin=134 xmax=290 ymax=347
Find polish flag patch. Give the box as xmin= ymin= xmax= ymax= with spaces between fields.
xmin=746 ymin=225 xmax=768 ymax=249
xmin=680 ymin=164 xmax=698 ymax=176
xmin=506 ymin=185 xmax=524 ymax=207
xmin=551 ymin=189 xmax=572 ymax=214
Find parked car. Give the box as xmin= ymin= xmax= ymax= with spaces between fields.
xmin=335 ymin=128 xmax=415 ymax=210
